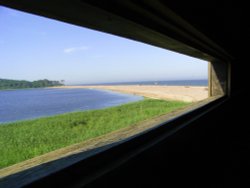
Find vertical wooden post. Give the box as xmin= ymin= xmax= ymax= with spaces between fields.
xmin=209 ymin=60 xmax=229 ymax=97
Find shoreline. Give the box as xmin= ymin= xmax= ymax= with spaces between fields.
xmin=52 ymin=85 xmax=208 ymax=102
xmin=0 ymin=99 xmax=187 ymax=170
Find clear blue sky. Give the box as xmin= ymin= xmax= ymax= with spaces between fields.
xmin=0 ymin=6 xmax=207 ymax=85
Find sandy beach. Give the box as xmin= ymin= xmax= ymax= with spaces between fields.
xmin=53 ymin=85 xmax=208 ymax=102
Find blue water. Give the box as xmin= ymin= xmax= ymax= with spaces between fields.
xmin=81 ymin=79 xmax=208 ymax=86
xmin=0 ymin=88 xmax=143 ymax=123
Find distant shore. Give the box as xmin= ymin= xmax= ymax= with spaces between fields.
xmin=53 ymin=85 xmax=208 ymax=102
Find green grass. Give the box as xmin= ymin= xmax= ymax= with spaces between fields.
xmin=0 ymin=99 xmax=188 ymax=168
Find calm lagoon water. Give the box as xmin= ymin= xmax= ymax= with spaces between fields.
xmin=0 ymin=88 xmax=143 ymax=123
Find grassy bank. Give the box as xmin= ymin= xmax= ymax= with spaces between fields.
xmin=0 ymin=99 xmax=188 ymax=168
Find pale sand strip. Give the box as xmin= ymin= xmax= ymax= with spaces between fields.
xmin=53 ymin=85 xmax=208 ymax=102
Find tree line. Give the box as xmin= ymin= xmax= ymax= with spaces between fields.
xmin=0 ymin=78 xmax=64 ymax=90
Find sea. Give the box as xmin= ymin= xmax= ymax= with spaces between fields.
xmin=81 ymin=79 xmax=208 ymax=86
xmin=0 ymin=79 xmax=207 ymax=124
xmin=0 ymin=88 xmax=143 ymax=123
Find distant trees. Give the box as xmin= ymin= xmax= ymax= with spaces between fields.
xmin=0 ymin=78 xmax=64 ymax=90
